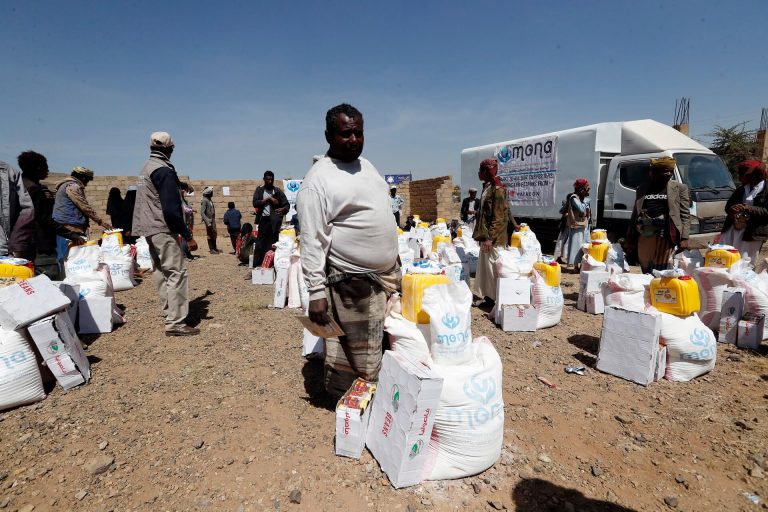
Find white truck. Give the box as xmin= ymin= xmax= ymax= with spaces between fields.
xmin=460 ymin=119 xmax=734 ymax=248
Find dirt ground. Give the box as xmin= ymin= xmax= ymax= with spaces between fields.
xmin=1 ymin=249 xmax=768 ymax=512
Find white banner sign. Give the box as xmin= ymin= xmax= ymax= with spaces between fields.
xmin=494 ymin=136 xmax=558 ymax=206
xmin=283 ymin=180 xmax=302 ymax=222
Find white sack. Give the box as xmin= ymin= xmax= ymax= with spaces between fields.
xmin=424 ymin=336 xmax=503 ymax=480
xmin=581 ymin=254 xmax=607 ymax=272
xmin=384 ymin=309 xmax=432 ymax=365
xmin=439 ymin=245 xmax=462 ymax=266
xmin=605 ymin=243 xmax=629 ymax=274
xmin=0 ymin=327 xmax=45 ymax=411
xmin=694 ymin=267 xmax=734 ymax=330
xmin=659 ymin=313 xmax=717 ymax=382
xmin=517 ymin=230 xmax=542 ymax=259
xmin=64 ymin=245 xmax=101 ymax=277
xmin=496 ymin=248 xmax=535 ymax=278
xmin=287 ymin=252 xmax=302 ymax=309
xmin=421 ymin=282 xmax=473 ymax=366
xmin=104 ymin=253 xmax=136 ymax=292
xmin=674 ymin=250 xmax=704 ymax=276
xmin=63 ymin=263 xmax=114 ymax=298
xmin=602 ymin=273 xmax=652 ymax=312
xmin=135 ymin=237 xmax=153 ymax=270
xmin=531 ymin=270 xmax=564 ymax=329
xmin=100 ymin=233 xmax=122 ymax=258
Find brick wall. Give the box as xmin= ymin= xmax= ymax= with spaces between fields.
xmin=42 ymin=172 xmax=462 ymax=238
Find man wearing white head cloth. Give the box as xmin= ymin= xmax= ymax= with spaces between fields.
xmin=133 ymin=131 xmax=200 ymax=336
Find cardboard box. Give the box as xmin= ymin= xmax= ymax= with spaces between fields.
xmin=78 ymin=296 xmax=114 ymax=334
xmin=737 ymin=313 xmax=765 ymax=350
xmin=366 ymin=351 xmax=443 ymax=488
xmin=54 ymin=282 xmax=80 ymax=326
xmin=496 ymin=277 xmax=531 ymax=306
xmin=718 ymin=287 xmax=745 ymax=344
xmin=596 ymin=306 xmax=663 ymax=386
xmin=586 ymin=291 xmax=605 ymax=315
xmin=335 ymin=380 xmax=376 ymax=459
xmin=27 ymin=311 xmax=90 ymax=390
xmin=272 ymin=266 xmax=289 ymax=308
xmin=577 ymin=271 xmax=610 ymax=311
xmin=0 ymin=275 xmax=71 ymax=330
xmin=301 ymin=328 xmax=323 ymax=357
xmin=500 ymin=304 xmax=538 ymax=332
xmin=251 ymin=267 xmax=275 ymax=285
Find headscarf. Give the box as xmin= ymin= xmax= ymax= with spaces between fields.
xmin=480 ymin=158 xmax=503 ymax=187
xmin=202 ymin=186 xmax=214 ymax=196
xmin=72 ymin=166 xmax=94 ymax=178
xmin=650 ymin=157 xmax=676 ymax=172
xmin=573 ymin=178 xmax=590 ymax=195
xmin=737 ymin=160 xmax=767 ymax=180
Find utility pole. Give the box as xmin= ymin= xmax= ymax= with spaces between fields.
xmin=757 ymin=107 xmax=768 ymax=164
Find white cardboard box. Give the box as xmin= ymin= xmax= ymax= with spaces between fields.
xmin=654 ymin=346 xmax=667 ymax=382
xmin=27 ymin=311 xmax=90 ymax=390
xmin=252 ymin=267 xmax=275 ymax=285
xmin=496 ymin=277 xmax=531 ymax=306
xmin=78 ymin=296 xmax=115 ymax=334
xmin=54 ymin=282 xmax=80 ymax=326
xmin=336 ymin=402 xmax=372 ymax=459
xmin=301 ymin=328 xmax=324 ymax=357
xmin=596 ymin=306 xmax=663 ymax=386
xmin=718 ymin=287 xmax=745 ymax=344
xmin=0 ymin=275 xmax=71 ymax=330
xmin=586 ymin=291 xmax=605 ymax=315
xmin=272 ymin=266 xmax=289 ymax=308
xmin=737 ymin=313 xmax=765 ymax=350
xmin=500 ymin=304 xmax=538 ymax=332
xmin=366 ymin=351 xmax=443 ymax=489
xmin=577 ymin=271 xmax=610 ymax=311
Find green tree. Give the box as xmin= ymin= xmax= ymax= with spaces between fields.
xmin=708 ymin=122 xmax=758 ymax=177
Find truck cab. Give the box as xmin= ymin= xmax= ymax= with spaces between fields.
xmin=602 ymin=153 xmax=733 ymax=248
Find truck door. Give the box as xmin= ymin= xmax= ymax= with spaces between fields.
xmin=601 ymin=158 xmax=651 ymax=239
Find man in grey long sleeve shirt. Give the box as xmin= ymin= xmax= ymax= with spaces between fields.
xmin=296 ymin=103 xmax=400 ymax=398
xmin=200 ymin=187 xmax=221 ymax=254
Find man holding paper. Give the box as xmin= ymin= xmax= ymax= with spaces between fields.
xmin=297 ymin=103 xmax=400 ymax=399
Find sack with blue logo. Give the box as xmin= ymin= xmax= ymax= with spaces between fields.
xmin=421 ymin=282 xmax=473 ymax=366
xmin=659 ymin=312 xmax=716 ymax=382
xmin=0 ymin=326 xmax=45 ymax=411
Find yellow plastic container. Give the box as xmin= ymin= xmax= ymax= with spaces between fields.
xmin=432 ymin=235 xmax=452 ymax=252
xmin=650 ymin=275 xmax=701 ymax=316
xmin=280 ymin=228 xmax=296 ymax=237
xmin=102 ymin=230 xmax=123 ymax=246
xmin=590 ymin=229 xmax=607 ymax=241
xmin=402 ymin=273 xmax=451 ymax=324
xmin=0 ymin=262 xmax=34 ymax=287
xmin=436 ymin=217 xmax=446 ymax=225
xmin=533 ymin=261 xmax=561 ymax=287
xmin=417 ymin=222 xmax=429 ymax=229
xmin=397 ymin=228 xmax=404 ymax=235
xmin=85 ymin=240 xmax=99 ymax=246
xmin=510 ymin=232 xmax=524 ymax=249
xmin=705 ymin=248 xmax=741 ymax=269
xmin=457 ymin=228 xmax=463 ymax=237
xmin=587 ymin=241 xmax=610 ymax=262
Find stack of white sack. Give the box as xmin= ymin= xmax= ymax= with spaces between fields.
xmin=659 ymin=312 xmax=717 ymax=381
xmin=135 ymin=236 xmax=154 ymax=271
xmin=0 ymin=326 xmax=46 ymax=411
xmin=531 ymin=268 xmax=564 ymax=329
xmin=102 ymin=245 xmax=136 ymax=292
xmin=386 ymin=286 xmax=503 ymax=481
xmin=730 ymin=264 xmax=768 ymax=340
xmin=602 ymin=273 xmax=653 ymax=312
xmin=496 ymin=247 xmax=536 ymax=279
xmin=694 ymin=266 xmax=738 ymax=330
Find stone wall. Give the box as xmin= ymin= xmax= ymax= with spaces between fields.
xmin=42 ymin=172 xmax=461 ymax=239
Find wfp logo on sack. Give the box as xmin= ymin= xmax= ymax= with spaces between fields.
xmin=437 ymin=313 xmax=470 ymax=347
xmin=391 ymin=384 xmax=400 ymax=412
xmin=408 ymin=439 xmax=424 ymax=460
xmin=682 ymin=327 xmax=716 ymax=360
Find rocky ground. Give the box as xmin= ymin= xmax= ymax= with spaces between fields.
xmin=1 ymin=250 xmax=767 ymax=512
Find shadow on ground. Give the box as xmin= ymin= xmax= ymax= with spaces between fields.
xmin=301 ymin=358 xmax=335 ymax=411
xmin=512 ymin=478 xmax=638 ymax=512
xmin=187 ymin=290 xmax=214 ymax=326
xmin=568 ymin=334 xmax=600 ymax=355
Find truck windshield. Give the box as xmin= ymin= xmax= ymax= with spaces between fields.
xmin=675 ymin=153 xmax=734 ymax=191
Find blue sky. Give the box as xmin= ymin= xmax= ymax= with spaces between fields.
xmin=1 ymin=1 xmax=766 ymax=183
